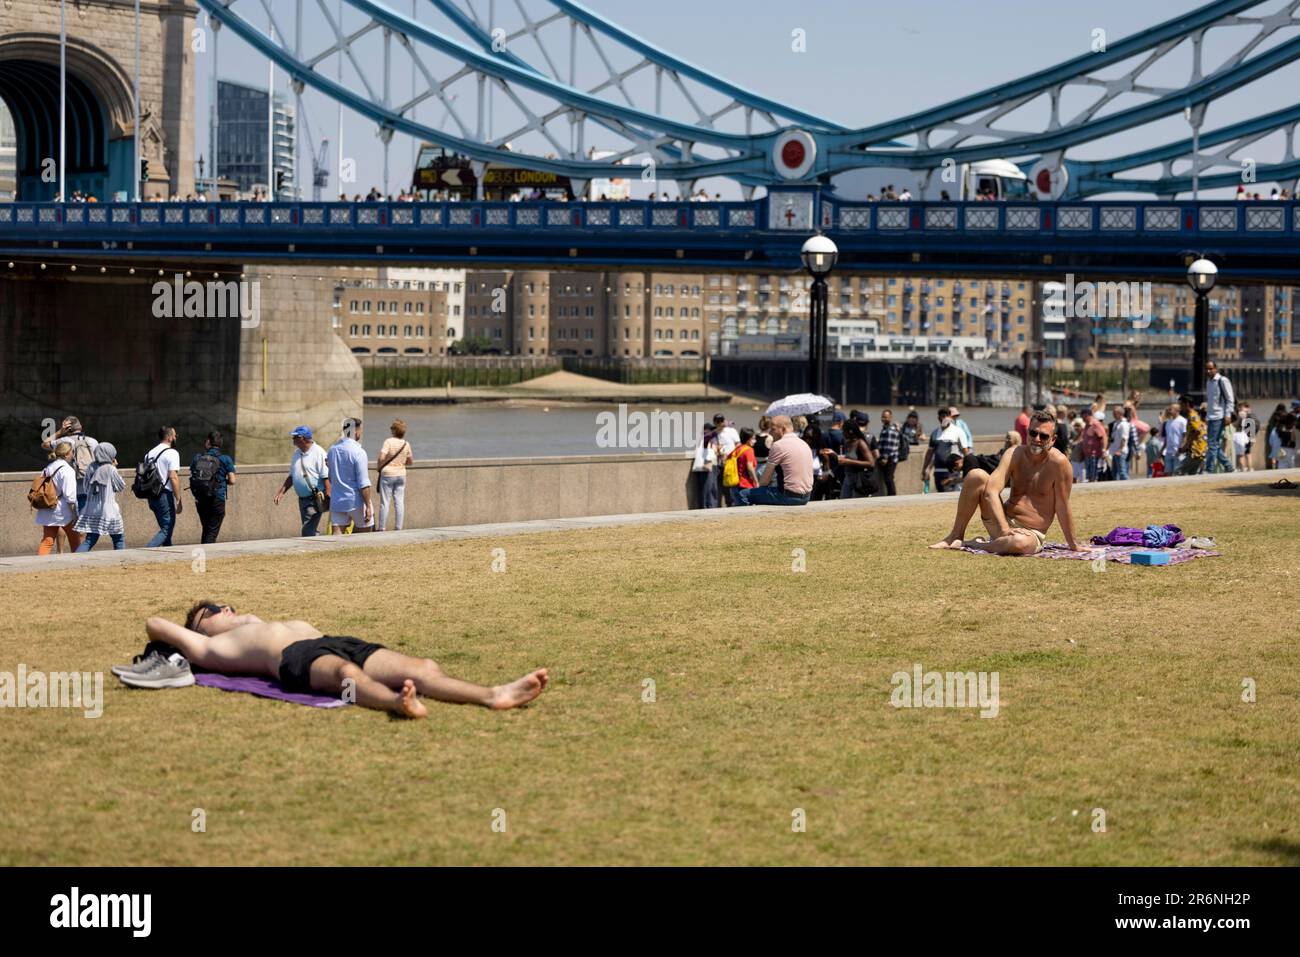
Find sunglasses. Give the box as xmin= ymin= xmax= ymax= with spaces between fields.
xmin=196 ymin=603 xmax=235 ymax=628
xmin=1028 ymin=430 xmax=1053 ymax=441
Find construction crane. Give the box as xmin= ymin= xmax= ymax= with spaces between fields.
xmin=297 ymin=105 xmax=331 ymax=201
xmin=311 ymin=137 xmax=330 ymax=200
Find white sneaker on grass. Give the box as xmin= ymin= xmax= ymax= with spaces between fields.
xmin=118 ymin=653 xmax=195 ymax=690
xmin=111 ymin=649 xmax=166 ymax=678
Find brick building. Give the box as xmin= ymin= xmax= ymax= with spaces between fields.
xmin=331 ymin=263 xmax=1300 ymax=365
xmin=338 ymin=267 xmax=461 ymax=356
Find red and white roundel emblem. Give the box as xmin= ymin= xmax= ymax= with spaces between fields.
xmin=773 ymin=130 xmax=817 ymax=180
xmin=1029 ymin=159 xmax=1069 ymax=200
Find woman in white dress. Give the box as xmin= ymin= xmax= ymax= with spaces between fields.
xmin=74 ymin=442 xmax=126 ymax=551
xmin=35 ymin=442 xmax=81 ymax=555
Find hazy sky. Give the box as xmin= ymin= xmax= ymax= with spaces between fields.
xmin=192 ymin=0 xmax=1300 ymax=199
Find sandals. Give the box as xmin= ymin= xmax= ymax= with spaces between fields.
xmin=1269 ymin=478 xmax=1297 ymax=489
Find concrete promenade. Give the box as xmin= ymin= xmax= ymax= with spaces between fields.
xmin=3 ymin=467 xmax=1291 ymax=576
xmin=0 ymin=452 xmax=696 ymax=557
xmin=1 ymin=435 xmax=1012 ymax=557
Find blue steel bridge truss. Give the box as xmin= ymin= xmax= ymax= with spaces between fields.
xmin=193 ymin=0 xmax=1300 ymax=199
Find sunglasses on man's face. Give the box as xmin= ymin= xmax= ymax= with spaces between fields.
xmin=197 ymin=604 xmax=235 ymax=627
xmin=1028 ymin=430 xmax=1053 ymax=442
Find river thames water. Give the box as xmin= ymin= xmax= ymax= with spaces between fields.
xmin=359 ymin=398 xmax=1267 ymax=460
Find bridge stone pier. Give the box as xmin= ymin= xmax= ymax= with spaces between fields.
xmin=0 ymin=0 xmax=197 ymax=201
xmin=0 ymin=266 xmax=362 ymax=471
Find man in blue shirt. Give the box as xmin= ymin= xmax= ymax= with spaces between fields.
xmin=189 ymin=430 xmax=237 ymax=545
xmin=326 ymin=417 xmax=374 ymax=533
xmin=1204 ymin=361 xmax=1236 ymax=473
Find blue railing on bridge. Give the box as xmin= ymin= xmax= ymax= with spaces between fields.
xmin=0 ymin=201 xmax=754 ymax=232
xmin=1 ymin=199 xmax=1297 ymax=239
xmin=830 ymin=200 xmax=1300 ymax=237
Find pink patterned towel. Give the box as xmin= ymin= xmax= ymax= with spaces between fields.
xmin=958 ymin=542 xmax=1220 ymax=565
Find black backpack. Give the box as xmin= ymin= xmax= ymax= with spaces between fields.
xmin=132 ymin=451 xmax=165 ymax=500
xmin=965 ymin=452 xmax=1003 ymax=474
xmin=189 ymin=451 xmax=221 ymax=498
xmin=895 ymin=426 xmax=911 ymax=461
xmin=1053 ymin=422 xmax=1071 ymax=455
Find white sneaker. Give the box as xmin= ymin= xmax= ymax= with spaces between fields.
xmin=118 ymin=653 xmax=195 ymax=689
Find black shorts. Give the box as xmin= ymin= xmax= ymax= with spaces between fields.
xmin=278 ymin=635 xmax=386 ymax=693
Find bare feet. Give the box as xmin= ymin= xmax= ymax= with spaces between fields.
xmin=395 ymin=679 xmax=428 ymax=719
xmin=490 ymin=668 xmax=549 ymax=710
xmin=928 ymin=537 xmax=964 ymax=549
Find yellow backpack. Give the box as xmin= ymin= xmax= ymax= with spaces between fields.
xmin=722 ymin=448 xmax=741 ymax=487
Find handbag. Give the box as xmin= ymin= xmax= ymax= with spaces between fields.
xmin=376 ymin=440 xmax=409 ymax=478
xmin=691 ymin=443 xmax=708 ymax=472
xmin=297 ymin=454 xmax=328 ymax=513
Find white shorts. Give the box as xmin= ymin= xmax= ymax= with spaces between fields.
xmin=330 ymin=506 xmax=372 ymax=530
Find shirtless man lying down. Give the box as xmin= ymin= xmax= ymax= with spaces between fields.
xmin=928 ymin=410 xmax=1086 ymax=555
xmin=117 ymin=601 xmax=548 ymax=718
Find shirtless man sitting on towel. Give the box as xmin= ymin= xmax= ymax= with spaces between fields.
xmin=120 ymin=601 xmax=548 ymax=718
xmin=929 ymin=410 xmax=1086 ymax=555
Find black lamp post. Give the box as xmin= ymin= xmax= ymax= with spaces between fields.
xmin=1121 ymin=334 xmax=1134 ymax=399
xmin=1187 ymin=257 xmax=1218 ymax=399
xmin=801 ymin=234 xmax=839 ymax=396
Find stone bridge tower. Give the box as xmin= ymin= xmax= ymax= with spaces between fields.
xmin=0 ymin=0 xmax=196 ymax=200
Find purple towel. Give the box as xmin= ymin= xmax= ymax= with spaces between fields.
xmin=194 ymin=672 xmax=348 ymax=708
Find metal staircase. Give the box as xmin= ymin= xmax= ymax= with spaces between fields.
xmin=919 ymin=353 xmax=1050 ymax=407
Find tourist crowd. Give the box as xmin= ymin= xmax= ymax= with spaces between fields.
xmin=1018 ymin=366 xmax=1298 ymax=484
xmin=688 ymin=376 xmax=1300 ymax=508
xmin=25 ymin=387 xmax=1299 ymax=550
xmin=27 ymin=416 xmax=415 ymax=555
xmin=690 ymin=407 xmax=922 ymax=507
xmin=51 ymin=183 xmax=1297 ymax=205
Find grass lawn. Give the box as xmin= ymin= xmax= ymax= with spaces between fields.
xmin=1 ymin=479 xmax=1297 ymax=866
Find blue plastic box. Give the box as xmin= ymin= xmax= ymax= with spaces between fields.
xmin=1131 ymin=551 xmax=1171 ymax=566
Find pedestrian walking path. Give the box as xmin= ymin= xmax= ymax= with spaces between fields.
xmin=2 ymin=467 xmax=1291 ymax=576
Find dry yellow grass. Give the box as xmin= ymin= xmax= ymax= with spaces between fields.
xmin=1 ymin=480 xmax=1297 ymax=865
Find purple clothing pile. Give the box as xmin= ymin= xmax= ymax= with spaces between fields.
xmin=1089 ymin=525 xmax=1185 ymax=548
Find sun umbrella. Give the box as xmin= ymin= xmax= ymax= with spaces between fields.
xmin=764 ymin=393 xmax=833 ymax=418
